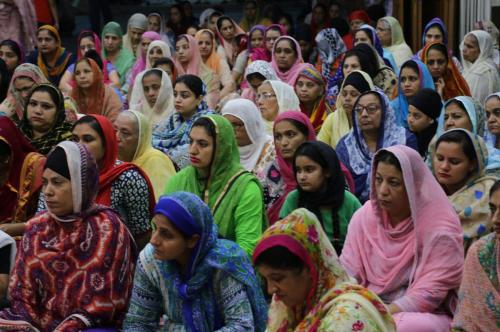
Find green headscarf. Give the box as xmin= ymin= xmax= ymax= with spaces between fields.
xmin=101 ymin=22 xmax=135 ymax=86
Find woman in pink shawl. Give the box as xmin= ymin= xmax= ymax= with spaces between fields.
xmin=340 ymin=145 xmax=464 ymax=332
xmin=215 ymin=16 xmax=247 ymax=69
xmin=270 ymin=36 xmax=303 ymax=85
xmin=128 ymin=31 xmax=161 ymax=89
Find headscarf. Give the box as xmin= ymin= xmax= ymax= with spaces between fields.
xmin=344 ymin=10 xmax=371 ymax=49
xmin=420 ymin=41 xmax=471 ymax=101
xmin=460 ymin=30 xmax=500 ymax=104
xmin=18 ymin=83 xmax=73 ymax=155
xmin=199 ymin=8 xmax=216 ymax=28
xmin=144 ymin=40 xmax=172 ymax=69
xmin=129 ymin=31 xmax=161 ymax=85
xmin=147 ymin=12 xmax=173 ymax=49
xmin=484 ymin=92 xmax=500 ymax=155
xmin=315 ymin=28 xmax=346 ymax=83
xmin=195 ymin=29 xmax=222 ymax=73
xmin=241 ymin=60 xmax=278 ymax=102
xmin=75 ymin=30 xmax=112 ymax=84
xmin=101 ymin=21 xmax=136 ymax=86
xmin=254 ymin=208 xmax=396 ymax=332
xmin=270 ymin=36 xmax=303 ymax=85
xmin=341 ymin=145 xmax=464 ymax=314
xmin=149 ymin=192 xmax=268 ymax=331
xmin=215 ymin=16 xmax=246 ymax=67
xmin=437 ymin=96 xmax=485 ymax=137
xmin=358 ymin=24 xmax=398 ymax=71
xmin=379 ymin=16 xmax=413 ymax=68
xmin=35 ymin=25 xmax=73 ymax=83
xmin=0 ymin=63 xmax=48 ymax=120
xmin=390 ymin=59 xmax=436 ymax=127
xmin=0 ymin=39 xmax=25 ymax=69
xmin=221 ymin=98 xmax=272 ymax=171
xmin=262 ymin=79 xmax=300 ymax=133
xmin=123 ymin=13 xmax=148 ymax=57
xmin=175 ymin=34 xmax=203 ymax=76
xmin=247 ymin=25 xmax=269 ymax=61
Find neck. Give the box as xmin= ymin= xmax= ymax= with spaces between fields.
xmin=362 ymin=130 xmax=379 ymax=151
xmin=387 ymin=211 xmax=411 ymax=227
xmin=32 ymin=128 xmax=49 ymax=139
xmin=176 ymin=251 xmax=192 ymax=277
xmin=106 ymin=49 xmax=119 ymax=60
xmin=443 ymin=180 xmax=468 ymax=196
xmin=181 ymin=108 xmax=198 ymax=121
xmin=197 ymin=166 xmax=210 ymax=178
xmin=302 ymin=100 xmax=316 ymax=116
xmin=201 ymin=54 xmax=209 ymax=62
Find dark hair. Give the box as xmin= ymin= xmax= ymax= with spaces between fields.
xmin=374 ymin=149 xmax=402 ymax=172
xmin=175 ymin=74 xmax=205 ymax=97
xmin=27 ymin=84 xmax=64 ymax=111
xmin=254 ymin=246 xmax=305 ymax=273
xmin=0 ymin=39 xmax=22 ymax=61
xmin=246 ymin=72 xmax=266 ymax=81
xmin=435 ymin=130 xmax=477 ymax=165
xmin=366 ymin=4 xmax=386 ymax=22
xmin=345 ymin=43 xmax=379 ymax=78
xmin=154 ymin=57 xmax=175 ymax=70
xmin=143 ymin=68 xmax=163 ymax=81
xmin=216 ymin=16 xmax=234 ymax=32
xmin=274 ymin=37 xmax=297 ymax=56
xmin=83 ymin=49 xmax=103 ymax=70
xmin=73 ymin=115 xmax=106 ymax=146
xmin=192 ymin=117 xmax=216 ymax=139
xmin=280 ymin=119 xmax=310 ymax=137
xmin=490 ymin=179 xmax=500 ymax=197
xmin=427 ymin=43 xmax=449 ymax=62
xmin=266 ymin=25 xmax=283 ymax=35
xmin=209 ymin=11 xmax=223 ymax=21
xmin=79 ymin=31 xmax=95 ymax=43
xmin=400 ymin=60 xmax=420 ymax=77
xmin=277 ymin=13 xmax=295 ymax=35
xmin=331 ymin=18 xmax=350 ymax=37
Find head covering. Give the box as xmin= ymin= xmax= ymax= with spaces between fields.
xmin=215 ymin=16 xmax=246 ymax=66
xmin=35 ymin=25 xmax=73 ymax=83
xmin=101 ymin=21 xmax=136 ymax=85
xmin=175 ymin=34 xmax=203 ymax=76
xmin=0 ymin=39 xmax=25 ymax=67
xmin=221 ymin=98 xmax=272 ymax=171
xmin=437 ymin=96 xmax=485 ymax=137
xmin=129 ymin=31 xmax=161 ymax=84
xmin=149 ymin=192 xmax=268 ymax=331
xmin=44 ymin=145 xmax=69 ymax=179
xmin=19 ymin=83 xmax=73 ymax=155
xmin=266 ymin=24 xmax=287 ymax=36
xmin=484 ymin=92 xmax=500 ymax=150
xmin=254 ymin=208 xmax=395 ymax=332
xmin=145 ymin=40 xmax=172 ymax=69
xmin=71 ymin=58 xmax=105 ymax=117
xmin=340 ymin=145 xmax=464 ymax=314
xmin=195 ymin=29 xmax=222 ymax=73
xmin=262 ymin=80 xmax=300 ymax=133
xmin=244 ymin=60 xmax=278 ymax=81
xmin=123 ymin=13 xmax=148 ymax=56
xmin=315 ymin=28 xmax=346 ymax=82
xmin=199 ymin=8 xmax=216 ymax=27
xmin=270 ymin=36 xmax=303 ymax=85
xmin=421 ymin=18 xmax=448 ymax=47
xmin=76 ymin=30 xmax=103 ymax=59
xmin=379 ymin=16 xmax=413 ymax=67
xmin=348 ymin=10 xmax=371 ymax=24
xmin=130 ymin=68 xmax=174 ymax=123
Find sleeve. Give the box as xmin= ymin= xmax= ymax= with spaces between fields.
xmin=317 ymin=113 xmax=334 ymax=146
xmin=233 ymin=181 xmax=264 ymax=256
xmin=405 ymin=131 xmax=419 ymax=151
xmin=219 ymin=58 xmax=235 ymax=88
xmin=102 ymin=87 xmax=123 ymax=123
xmin=279 ymin=191 xmax=297 ymax=219
xmin=232 ymin=51 xmax=248 ymax=75
xmin=37 ymin=191 xmax=47 ymax=213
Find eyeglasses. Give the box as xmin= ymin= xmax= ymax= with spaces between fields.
xmin=256 ymin=92 xmax=276 ymax=100
xmin=354 ymin=104 xmax=380 ymax=114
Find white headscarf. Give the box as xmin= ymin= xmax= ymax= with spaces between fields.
xmin=221 ymin=99 xmax=272 ymax=171
xmin=262 ymin=80 xmax=300 ymax=134
xmin=145 ymin=40 xmax=172 ymax=69
xmin=123 ymin=13 xmax=148 ymax=57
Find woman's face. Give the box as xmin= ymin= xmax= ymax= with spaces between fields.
xmin=129 ymin=27 xmax=145 ymax=45
xmin=198 ymin=32 xmax=213 ymax=58
xmin=329 ymin=4 xmax=341 ymax=19
xmin=433 ymin=141 xmax=475 ymax=193
xmin=354 ymin=93 xmax=383 ymax=133
xmin=223 ymin=114 xmax=252 ymax=146
xmin=103 ymin=33 xmax=121 ymax=53
xmin=79 ymin=36 xmax=96 ymax=57
xmin=148 ymin=15 xmax=161 ymax=33
xmin=274 ymin=120 xmax=307 ymax=160
xmin=376 ymin=21 xmax=391 ymax=47
xmin=257 ymin=83 xmax=279 ymax=121
xmin=170 ymin=7 xmax=182 ymax=24
xmin=175 ymin=38 xmax=190 ymax=65
xmin=278 ymin=17 xmax=292 ymax=35
xmin=400 ymin=66 xmax=420 ymax=98
xmin=189 ymin=125 xmax=214 ymax=171
xmin=150 ymin=214 xmax=198 ymax=261
xmin=174 ymin=82 xmax=202 ymax=117
xmin=250 ymin=29 xmax=264 ymax=49
xmin=186 ymin=27 xmax=198 ymax=37
xmin=342 ymin=56 xmax=361 ymax=76
xmin=140 ymin=37 xmax=153 ymax=55
xmin=148 ymin=46 xmax=164 ymax=66
xmin=156 ymin=63 xmax=174 ymax=82
xmin=220 ymin=19 xmax=235 ymax=40
xmin=142 ymin=73 xmax=162 ymax=107
xmin=115 ymin=113 xmax=139 ymax=162
xmin=274 ymin=39 xmax=297 ymax=71
xmin=350 ymin=19 xmax=365 ymax=33
xmin=407 ymin=105 xmax=434 ymax=133
xmin=14 ymin=77 xmax=36 ymax=100
xmin=42 ymin=168 xmax=73 ymax=216
xmin=295 ymin=77 xmax=323 ymax=104
xmin=425 ymin=26 xmax=443 ymax=45
xmin=486 ymin=97 xmax=500 ymax=137
xmin=313 ymin=6 xmax=326 ymax=23
xmin=27 ymin=91 xmax=58 ymax=134
xmin=374 ymin=161 xmax=411 ymax=222
xmin=340 ymin=84 xmax=362 ymax=115
xmin=265 ymin=29 xmax=281 ymax=52
xmin=444 ymin=102 xmax=472 ymax=132
xmin=0 ymin=45 xmax=20 ymax=71
xmin=74 ymin=61 xmax=94 ymax=89
xmin=247 ymin=75 xmax=265 ymax=93
xmin=295 ymin=155 xmax=328 ymax=192
xmin=354 ymin=30 xmax=371 ymax=46
xmin=489 ymin=188 xmax=500 ymax=240
xmin=72 ymin=123 xmax=105 ymax=164
xmin=426 ymin=49 xmax=447 ymax=79
xmin=462 ymin=34 xmax=481 ymax=63
xmin=37 ymin=29 xmax=58 ymax=55
xmin=257 ymin=264 xmax=312 ymax=309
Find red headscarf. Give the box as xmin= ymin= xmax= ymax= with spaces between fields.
xmin=71 ymin=58 xmax=106 ymax=116
xmin=344 ymin=10 xmax=371 ymax=49
xmin=76 ymin=30 xmax=110 ymax=83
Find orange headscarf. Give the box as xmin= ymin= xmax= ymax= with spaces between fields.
xmin=36 ymin=25 xmax=72 ymax=79
xmin=71 ymin=58 xmax=105 ymax=116
xmin=194 ymin=29 xmax=221 ymax=74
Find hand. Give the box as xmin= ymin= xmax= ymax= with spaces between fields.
xmin=435 ymin=78 xmax=445 ymax=99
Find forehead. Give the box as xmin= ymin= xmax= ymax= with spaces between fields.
xmin=38 ymin=30 xmax=55 ymax=38
xmin=190 ymin=125 xmax=212 ymax=140
xmin=445 ymin=102 xmax=466 ymax=113
xmin=76 ymin=60 xmax=92 ymax=70
xmin=465 ymin=34 xmax=478 ymax=45
xmin=275 ymin=39 xmax=293 ymax=49
xmin=426 ymin=26 xmax=442 ymax=35
xmin=116 ymin=113 xmax=137 ymax=129
xmin=30 ymin=90 xmax=54 ymax=102
xmin=73 ymin=122 xmax=99 ymax=136
xmin=176 ymin=38 xmax=189 ymax=46
xmin=130 ymin=27 xmax=145 ymax=33
xmin=376 ymin=161 xmax=403 ymax=178
xmin=80 ymin=36 xmax=94 ymax=44
xmin=401 ymin=66 xmax=419 ymax=76
xmin=220 ymin=19 xmax=233 ymax=28
xmin=427 ymin=48 xmax=446 ymax=59
xmin=257 ymin=82 xmax=273 ymax=92
xmin=296 ymin=76 xmax=319 ymax=85
xmin=275 ymin=120 xmax=299 ymax=133
xmin=486 ymin=96 xmax=500 ymax=108
xmin=142 ymin=73 xmax=162 ymax=84
xmin=223 ymin=114 xmax=244 ymax=123
xmin=358 ymin=93 xmax=380 ymax=104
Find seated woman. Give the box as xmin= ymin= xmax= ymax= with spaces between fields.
xmin=390 ymin=59 xmax=435 ymax=127
xmin=222 ymin=98 xmax=275 ymax=175
xmin=451 ymin=179 xmax=500 ymax=331
xmin=253 ymin=208 xmax=396 ymax=332
xmin=314 ymin=28 xmax=346 ymax=85
xmin=152 ymin=56 xmax=176 ymax=83
xmin=71 ymin=57 xmax=123 ymax=123
xmin=215 ymin=16 xmax=247 ymax=71
xmin=0 ymin=117 xmax=45 ymax=238
xmin=26 ymin=25 xmax=75 ymax=86
xmin=256 ymin=80 xmax=300 ymax=134
xmin=18 ymin=83 xmax=72 ymax=155
xmin=0 ymin=39 xmax=24 ymax=77
xmin=294 ymin=63 xmax=332 ymax=132
xmin=336 ymin=90 xmax=417 ymax=203
xmin=355 ymin=24 xmax=398 ymax=73
xmin=127 ymin=31 xmax=161 ymax=90
xmin=152 ymin=75 xmax=214 ymax=169
xmin=240 ymin=60 xmax=278 ymax=104
xmin=280 ymin=141 xmax=361 ymax=253
xmin=431 ymin=129 xmax=497 ymax=252
xmin=376 ymin=16 xmax=413 ymax=68
xmin=115 ymin=110 xmax=176 ymax=200
xmin=439 ymin=96 xmax=484 ymax=136
xmin=318 ymin=70 xmax=375 ymax=148
xmin=101 ymin=22 xmax=135 ymax=88
xmin=270 ymin=36 xmax=304 ymax=85
xmin=341 ymin=145 xmax=464 ymax=332
xmin=164 ymin=115 xmax=265 ymax=255
xmin=0 ymin=63 xmax=49 ymax=121
xmin=0 ymin=141 xmax=136 ymax=331
xmin=484 ymin=93 xmax=500 ymax=172
xmin=124 ymin=192 xmax=268 ymax=331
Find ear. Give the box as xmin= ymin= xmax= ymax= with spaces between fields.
xmin=187 ymin=234 xmax=200 ymax=249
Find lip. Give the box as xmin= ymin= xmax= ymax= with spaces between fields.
xmin=281 ymin=149 xmax=292 ymax=154
xmin=437 ymin=172 xmax=451 ymax=178
xmin=30 ymin=116 xmax=43 ymax=122
xmin=190 ymin=156 xmax=200 ymax=163
xmin=378 ymin=199 xmax=391 ymax=206
xmin=403 ymin=89 xmax=413 ymax=94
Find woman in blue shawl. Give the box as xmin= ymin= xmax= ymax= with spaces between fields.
xmin=124 ymin=192 xmax=268 ymax=331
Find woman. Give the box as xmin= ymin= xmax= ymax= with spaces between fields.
xmin=215 ymin=16 xmax=247 ymax=69
xmin=175 ymin=34 xmax=219 ymax=109
xmin=122 ymin=13 xmax=148 ymax=58
xmin=0 ymin=141 xmax=136 ymax=331
xmin=164 ymin=115 xmax=266 ymax=256
xmin=0 ymin=63 xmax=49 ymax=121
xmin=115 ymin=110 xmax=176 ymax=200
xmin=343 ymin=9 xmax=371 ymax=49
xmin=70 ymin=115 xmax=155 ymax=249
xmin=485 ymin=92 xmax=500 ymax=150
xmin=431 ymin=129 xmax=497 ymax=252
xmin=195 ymin=29 xmax=236 ymax=100
xmin=257 ymin=80 xmax=300 ymax=134
xmin=420 ymin=42 xmax=471 ymax=101
xmin=270 ymin=36 xmax=304 ymax=85
xmin=71 ymin=57 xmax=122 ymax=123
xmin=222 ymin=98 xmax=275 ymax=175
xmin=145 ymin=40 xmax=172 ymax=70
xmin=294 ymin=63 xmax=332 ymax=132
xmin=376 ymin=16 xmax=413 ymax=68
xmin=247 ymin=25 xmax=269 ymax=62
xmin=460 ymin=30 xmax=500 ymax=104
xmin=0 ymin=117 xmax=45 ymax=237
xmin=314 ymin=28 xmax=346 ymax=85
xmin=264 ymin=24 xmax=286 ymax=56
xmin=451 ymin=179 xmax=500 ymax=331
xmin=18 ymin=84 xmax=72 ymax=155
xmin=341 ymin=146 xmax=464 ymax=331
xmin=26 ymin=25 xmax=75 ymax=86
xmin=319 ymin=71 xmax=374 ymax=150
xmin=355 ymin=24 xmax=398 ymax=72
xmin=438 ymin=96 xmax=485 ymax=137
xmin=101 ymin=22 xmax=136 ymax=87
xmin=390 ymin=59 xmax=435 ymax=127
xmin=147 ymin=12 xmax=173 ymax=51
xmin=124 ymin=192 xmax=268 ymax=331
xmin=0 ymin=39 xmax=24 ymax=75
xmin=166 ymin=4 xmax=189 ymax=38
xmin=280 ymin=141 xmax=361 ymax=253
xmin=241 ymin=60 xmax=277 ymax=104
xmin=127 ymin=30 xmax=161 ymax=89
xmin=153 ymin=75 xmax=214 ymax=169
xmin=336 ymin=90 xmax=417 ymax=202
xmin=0 ymin=0 xmax=36 ymax=53
xmin=253 ymin=208 xmax=396 ymax=332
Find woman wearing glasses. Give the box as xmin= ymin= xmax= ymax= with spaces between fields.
xmin=336 ymin=90 xmax=417 ymax=202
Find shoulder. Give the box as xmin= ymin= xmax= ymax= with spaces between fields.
xmin=343 ymin=191 xmax=362 ymax=208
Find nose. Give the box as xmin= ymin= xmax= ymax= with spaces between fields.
xmin=149 ymin=230 xmax=160 ymax=246
xmin=492 ymin=210 xmax=500 ymax=224
xmin=266 ymin=281 xmax=276 ymax=295
xmin=378 ymin=181 xmax=390 ymax=196
xmin=439 ymin=160 xmax=451 ymax=171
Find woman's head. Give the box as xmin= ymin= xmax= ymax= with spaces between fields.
xmin=169 ymin=4 xmax=184 ymax=25
xmin=425 ymin=43 xmax=448 ymax=79
xmin=0 ymin=40 xmax=22 ymax=72
xmin=376 ymin=19 xmax=391 ymax=46
xmin=399 ymin=60 xmax=421 ymax=98
xmin=115 ymin=111 xmax=139 ymax=162
xmin=444 ymin=99 xmax=473 ymax=132
xmin=245 ymin=60 xmax=278 ymax=92
xmin=173 ymin=74 xmax=204 ymax=117
xmin=147 ymin=40 xmax=171 ymax=69
xmin=72 ymin=115 xmax=106 ymax=165
xmin=102 ymin=22 xmax=123 ymax=54
xmin=462 ymin=33 xmax=480 ymax=64
xmin=25 ymin=84 xmax=64 ymax=135
xmin=189 ymin=117 xmax=216 ymax=173
xmin=175 ymin=35 xmax=191 ymax=64
xmin=153 ymin=57 xmax=175 ymax=82
xmin=140 ymin=31 xmax=159 ymax=55
xmin=257 ymin=81 xmax=279 ymax=121
xmin=37 ymin=26 xmax=60 ymax=55
xmin=294 ymin=65 xmax=324 ymax=105
xmin=273 ymin=37 xmax=298 ymax=72
xmin=407 ymin=88 xmax=441 ymax=133
xmin=142 ymin=69 xmax=163 ymax=107
xmin=147 ymin=13 xmax=162 ymax=33
xmin=488 ymin=179 xmax=500 ymax=240
xmin=486 ymin=94 xmax=500 ymax=137
xmin=274 ymin=113 xmax=313 ymax=161
xmin=217 ymin=16 xmax=236 ymax=40
xmin=354 ymin=29 xmax=372 ymax=46
xmin=343 ymin=44 xmax=378 ymax=78
xmin=249 ymin=26 xmax=265 ymax=49
xmin=78 ymin=31 xmax=97 ymax=58
xmin=196 ymin=30 xmax=214 ymax=58
xmin=265 ymin=25 xmax=284 ymax=52
xmin=339 ymin=71 xmax=372 ymax=114
xmin=424 ymin=24 xmax=444 ymax=45
xmin=353 ymin=91 xmax=383 ymax=134
xmin=74 ymin=58 xmax=98 ymax=89
xmin=221 ymin=99 xmax=261 ymax=147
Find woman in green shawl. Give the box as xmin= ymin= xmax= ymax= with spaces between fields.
xmin=101 ymin=22 xmax=135 ymax=88
xmin=164 ymin=114 xmax=266 ymax=256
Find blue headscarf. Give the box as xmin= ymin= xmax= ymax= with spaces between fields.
xmin=437 ymin=96 xmax=485 ymax=137
xmin=153 ymin=192 xmax=268 ymax=332
xmin=358 ymin=24 xmax=398 ymax=72
xmin=390 ymin=59 xmax=435 ymax=127
xmin=422 ymin=18 xmax=448 ymax=47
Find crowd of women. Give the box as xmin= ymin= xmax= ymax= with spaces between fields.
xmin=0 ymin=0 xmax=499 ymax=331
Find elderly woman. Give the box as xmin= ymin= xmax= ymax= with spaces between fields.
xmin=122 ymin=13 xmax=148 ymax=58
xmin=376 ymin=16 xmax=413 ymax=68
xmin=0 ymin=141 xmax=136 ymax=331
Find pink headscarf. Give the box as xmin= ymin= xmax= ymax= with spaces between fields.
xmin=215 ymin=16 xmax=247 ymax=66
xmin=340 ymin=145 xmax=464 ymax=313
xmin=175 ymin=34 xmax=202 ymax=76
xmin=129 ymin=31 xmax=161 ymax=84
xmin=271 ymin=36 xmax=303 ymax=85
